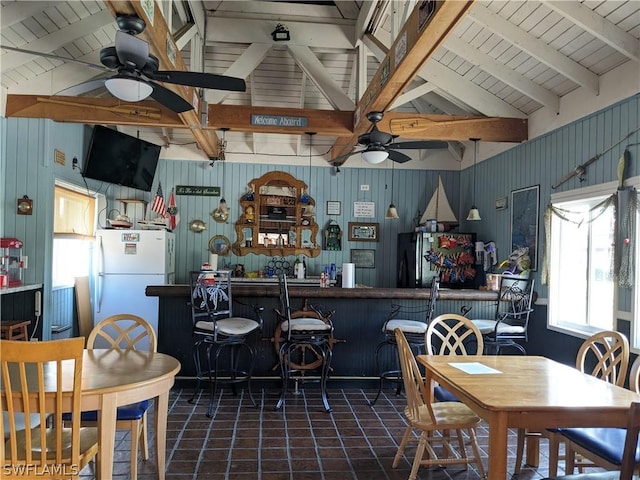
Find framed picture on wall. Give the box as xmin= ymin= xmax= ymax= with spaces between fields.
xmin=510 ymin=185 xmax=540 ymax=271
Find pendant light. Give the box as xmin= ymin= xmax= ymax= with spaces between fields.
xmin=466 ymin=138 xmax=481 ymax=221
xmin=218 ymin=129 xmax=229 ymax=214
xmin=386 ymin=161 xmax=399 ymax=219
xmin=301 ymin=132 xmax=315 ymax=204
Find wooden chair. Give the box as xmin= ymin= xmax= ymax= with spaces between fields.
xmin=542 ymin=402 xmax=640 ymax=480
xmin=515 ymin=330 xmax=630 ymax=476
xmin=392 ymin=328 xmax=486 ymax=480
xmin=1 ymin=337 xmax=99 ymax=478
xmin=425 ymin=313 xmax=484 ymax=402
xmin=72 ymin=314 xmax=156 ymax=480
xmin=560 ymin=354 xmax=640 ymax=474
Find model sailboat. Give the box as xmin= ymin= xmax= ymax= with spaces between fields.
xmin=419 ymin=176 xmax=458 ymax=227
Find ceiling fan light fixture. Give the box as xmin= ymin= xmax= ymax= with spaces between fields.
xmin=361 ymin=148 xmax=388 ymax=164
xmin=105 ymin=76 xmax=152 ymax=102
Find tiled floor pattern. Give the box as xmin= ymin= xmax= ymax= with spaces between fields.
xmin=83 ymin=386 xmax=572 ymax=480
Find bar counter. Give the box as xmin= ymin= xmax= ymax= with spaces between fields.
xmin=146 ymin=283 xmax=499 ymax=301
xmin=147 ymin=283 xmax=499 ymax=380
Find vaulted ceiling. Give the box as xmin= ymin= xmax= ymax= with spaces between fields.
xmin=1 ymin=0 xmax=639 ymax=168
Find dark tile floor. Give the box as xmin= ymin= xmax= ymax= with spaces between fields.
xmin=83 ymin=385 xmax=570 ymax=480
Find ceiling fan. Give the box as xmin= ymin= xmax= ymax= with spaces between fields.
xmin=333 ymin=111 xmax=448 ymax=165
xmin=1 ymin=15 xmax=246 ymax=114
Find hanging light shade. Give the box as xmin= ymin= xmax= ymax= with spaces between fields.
xmin=386 ymin=161 xmax=399 ymax=219
xmin=105 ymin=76 xmax=153 ymax=102
xmin=361 ymin=146 xmax=389 ymax=164
xmin=466 ymin=138 xmax=481 ymax=221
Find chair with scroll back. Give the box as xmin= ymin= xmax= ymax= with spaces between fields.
xmin=542 ymin=401 xmax=640 ymax=480
xmin=2 ymin=337 xmax=99 ymax=478
xmin=471 ymin=276 xmax=535 ymax=354
xmin=369 ymin=276 xmax=439 ymax=406
xmin=188 ymin=269 xmax=264 ymax=417
xmin=65 ymin=313 xmax=157 ymax=480
xmin=392 ymin=328 xmax=486 ymax=480
xmin=515 ymin=330 xmax=630 ymax=476
xmin=274 ymin=273 xmax=334 ymax=412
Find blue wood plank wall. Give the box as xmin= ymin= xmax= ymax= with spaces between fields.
xmin=2 ymin=93 xmax=638 ymax=338
xmin=459 ymin=94 xmax=640 ymax=308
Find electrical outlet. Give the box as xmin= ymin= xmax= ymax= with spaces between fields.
xmin=360 ymin=184 xmax=369 ymax=191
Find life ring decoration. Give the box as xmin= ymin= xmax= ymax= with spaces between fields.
xmin=272 ymin=304 xmax=338 ymax=372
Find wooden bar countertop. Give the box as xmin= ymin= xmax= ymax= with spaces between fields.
xmin=146 ymin=281 xmax=498 ymax=301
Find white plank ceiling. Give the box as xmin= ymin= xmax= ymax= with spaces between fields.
xmin=1 ymin=0 xmax=639 ymax=166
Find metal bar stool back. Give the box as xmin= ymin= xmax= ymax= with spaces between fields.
xmin=274 ymin=273 xmax=334 ymax=412
xmin=369 ymin=276 xmax=439 ymax=406
xmin=188 ymin=269 xmax=264 ymax=417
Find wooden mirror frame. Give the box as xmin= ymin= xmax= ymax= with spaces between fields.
xmin=232 ymin=171 xmax=321 ymax=257
xmin=208 ymin=235 xmax=230 ymax=255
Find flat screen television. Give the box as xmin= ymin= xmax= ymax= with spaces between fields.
xmin=82 ymin=125 xmax=161 ymax=191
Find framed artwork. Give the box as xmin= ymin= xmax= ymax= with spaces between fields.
xmin=510 ymin=185 xmax=540 ymax=271
xmin=348 ymin=222 xmax=379 ymax=242
xmin=350 ymin=249 xmax=375 ymax=268
xmin=326 ymin=201 xmax=341 ymax=216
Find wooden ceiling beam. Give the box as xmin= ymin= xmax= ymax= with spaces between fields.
xmin=5 ymin=95 xmax=185 ymax=127
xmin=381 ymin=112 xmax=528 ymax=142
xmin=331 ymin=0 xmax=475 ymax=163
xmin=103 ymin=1 xmax=218 ymax=157
xmin=208 ymin=105 xmax=354 ymax=136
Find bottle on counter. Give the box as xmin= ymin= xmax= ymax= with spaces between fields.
xmin=330 ymin=263 xmax=336 ymax=281
xmin=302 ymin=257 xmax=307 ymax=279
xmin=320 ymin=272 xmax=326 ymax=288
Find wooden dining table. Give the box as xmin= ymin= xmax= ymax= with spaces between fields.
xmin=2 ymin=348 xmax=181 ymax=480
xmin=417 ymin=355 xmax=640 ymax=480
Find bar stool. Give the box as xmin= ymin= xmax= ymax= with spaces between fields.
xmin=0 ymin=320 xmax=31 ymax=340
xmin=274 ymin=273 xmax=334 ymax=412
xmin=187 ymin=270 xmax=264 ymax=417
xmin=369 ymin=277 xmax=439 ymax=406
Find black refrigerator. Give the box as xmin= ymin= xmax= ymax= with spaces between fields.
xmin=397 ymin=232 xmax=477 ymax=289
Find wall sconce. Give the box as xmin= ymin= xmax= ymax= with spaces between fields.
xmin=17 ymin=195 xmax=33 ymax=215
xmin=271 ymin=23 xmax=290 ymax=42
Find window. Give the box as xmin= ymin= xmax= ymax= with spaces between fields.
xmin=548 ymin=186 xmax=616 ymax=336
xmin=52 ymin=184 xmax=100 ymax=288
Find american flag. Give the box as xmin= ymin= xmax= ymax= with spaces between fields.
xmin=151 ymin=183 xmax=168 ymax=217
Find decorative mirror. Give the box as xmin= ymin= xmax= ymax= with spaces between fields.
xmin=208 ymin=235 xmax=230 ymax=255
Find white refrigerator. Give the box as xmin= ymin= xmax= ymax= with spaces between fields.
xmin=95 ymin=229 xmax=175 ymax=344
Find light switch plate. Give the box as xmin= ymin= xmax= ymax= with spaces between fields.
xmin=360 ymin=184 xmax=369 ymax=191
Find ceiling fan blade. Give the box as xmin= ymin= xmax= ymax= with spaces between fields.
xmin=391 ymin=140 xmax=449 ymax=149
xmin=115 ymin=30 xmax=149 ymax=70
xmin=387 ymin=150 xmax=412 ymax=163
xmin=56 ymin=78 xmax=107 ymax=96
xmin=0 ymin=44 xmax=109 ymax=73
xmin=149 ymin=71 xmax=246 ymax=92
xmin=333 ymin=150 xmax=363 ymax=164
xmin=148 ymin=80 xmax=193 ymax=113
